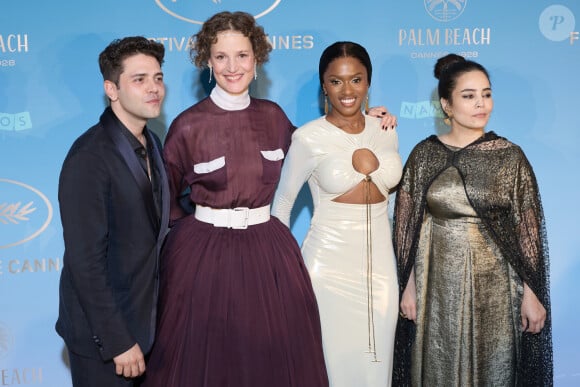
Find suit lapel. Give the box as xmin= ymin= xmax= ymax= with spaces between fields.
xmin=101 ymin=109 xmax=158 ymax=227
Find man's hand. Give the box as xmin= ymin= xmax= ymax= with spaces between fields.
xmin=113 ymin=343 xmax=146 ymax=378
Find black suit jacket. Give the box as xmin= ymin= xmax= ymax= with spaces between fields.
xmin=56 ymin=107 xmax=169 ymax=361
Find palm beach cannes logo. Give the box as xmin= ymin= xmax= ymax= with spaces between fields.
xmin=155 ymin=0 xmax=281 ymax=24
xmin=425 ymin=0 xmax=467 ymax=22
xmin=0 ymin=179 xmax=53 ymax=249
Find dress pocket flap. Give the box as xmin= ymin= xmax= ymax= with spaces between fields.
xmin=193 ymin=156 xmax=225 ymax=174
xmin=260 ymin=149 xmax=285 ymax=161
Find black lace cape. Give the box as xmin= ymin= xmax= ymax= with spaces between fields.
xmin=392 ymin=132 xmax=553 ymax=386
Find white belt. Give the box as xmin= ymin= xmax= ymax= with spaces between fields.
xmin=194 ymin=204 xmax=271 ymax=229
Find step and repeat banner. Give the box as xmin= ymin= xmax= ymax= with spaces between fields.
xmin=1 ymin=1 xmax=579 ymax=385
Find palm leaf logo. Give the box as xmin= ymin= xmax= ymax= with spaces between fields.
xmin=0 ymin=202 xmax=37 ymax=225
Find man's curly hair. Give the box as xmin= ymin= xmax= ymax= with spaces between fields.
xmin=98 ymin=36 xmax=165 ymax=84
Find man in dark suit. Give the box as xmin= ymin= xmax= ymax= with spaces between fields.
xmin=56 ymin=36 xmax=169 ymax=386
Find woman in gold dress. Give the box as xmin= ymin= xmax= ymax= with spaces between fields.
xmin=392 ymin=54 xmax=552 ymax=386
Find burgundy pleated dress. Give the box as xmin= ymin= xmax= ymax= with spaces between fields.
xmin=142 ymin=96 xmax=329 ymax=387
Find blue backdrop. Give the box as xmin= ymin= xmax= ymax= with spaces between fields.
xmin=1 ymin=1 xmax=578 ymax=385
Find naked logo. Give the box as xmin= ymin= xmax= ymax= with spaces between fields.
xmin=0 ymin=179 xmax=53 ymax=249
xmin=0 ymin=322 xmax=14 ymax=359
xmin=400 ymin=100 xmax=444 ymax=119
xmin=424 ymin=0 xmax=467 ymax=22
xmin=155 ymin=0 xmax=281 ymax=24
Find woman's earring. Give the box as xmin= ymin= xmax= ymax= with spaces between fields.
xmin=442 ymin=105 xmax=452 ymax=125
xmin=208 ymin=66 xmax=213 ymax=84
xmin=324 ymin=95 xmax=329 ymax=114
xmin=365 ymin=95 xmax=370 ymax=114
xmin=443 ymin=112 xmax=453 ymax=125
xmin=254 ymin=62 xmax=258 ymax=80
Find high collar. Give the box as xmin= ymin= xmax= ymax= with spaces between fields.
xmin=209 ymin=84 xmax=250 ymax=111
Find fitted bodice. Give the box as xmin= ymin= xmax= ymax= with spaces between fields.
xmin=272 ymin=115 xmax=402 ymax=226
xmin=426 ymin=166 xmax=478 ymax=220
xmin=163 ymin=97 xmax=294 ymax=223
xmin=309 ymin=117 xmax=400 ymax=199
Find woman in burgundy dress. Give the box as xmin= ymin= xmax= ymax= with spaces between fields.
xmin=142 ymin=11 xmax=329 ymax=387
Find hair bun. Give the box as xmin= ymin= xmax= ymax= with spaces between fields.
xmin=434 ymin=54 xmax=465 ymax=79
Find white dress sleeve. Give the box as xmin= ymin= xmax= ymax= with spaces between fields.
xmin=272 ymin=130 xmax=316 ymax=227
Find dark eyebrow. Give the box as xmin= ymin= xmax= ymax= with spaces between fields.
xmin=460 ymin=87 xmax=492 ymax=92
xmin=327 ymin=72 xmax=365 ymax=78
xmin=129 ymin=71 xmax=164 ymax=78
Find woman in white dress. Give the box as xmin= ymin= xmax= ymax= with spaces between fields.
xmin=272 ymin=41 xmax=402 ymax=387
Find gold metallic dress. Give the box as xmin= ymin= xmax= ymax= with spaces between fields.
xmin=412 ymin=165 xmax=523 ymax=386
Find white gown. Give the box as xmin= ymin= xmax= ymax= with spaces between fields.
xmin=272 ymin=115 xmax=402 ymax=387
